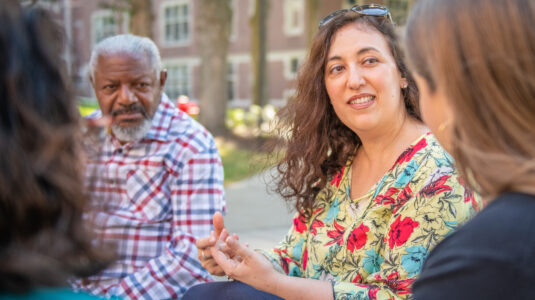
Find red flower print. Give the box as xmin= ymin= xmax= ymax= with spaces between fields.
xmin=293 ymin=214 xmax=307 ymax=233
xmin=458 ymin=177 xmax=480 ymax=211
xmin=310 ymin=219 xmax=325 ymax=235
xmin=347 ymin=223 xmax=369 ymax=252
xmin=302 ymin=248 xmax=308 ymax=271
xmin=393 ymin=185 xmax=413 ymax=214
xmin=375 ymin=187 xmax=399 ymax=205
xmin=352 ymin=273 xmax=363 ymax=283
xmin=388 ymin=215 xmax=419 ymax=249
xmin=330 ymin=167 xmax=345 ymax=187
xmin=394 ymin=138 xmax=427 ymax=166
xmin=420 ymin=175 xmax=452 ymax=198
xmin=273 ymin=248 xmax=298 ymax=275
xmin=375 ymin=272 xmax=415 ymax=295
xmin=368 ymin=286 xmax=380 ymax=300
xmin=325 ymin=220 xmax=345 ymax=246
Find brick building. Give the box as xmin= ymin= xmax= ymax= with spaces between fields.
xmin=37 ymin=0 xmax=413 ymax=107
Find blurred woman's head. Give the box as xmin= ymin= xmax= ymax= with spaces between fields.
xmin=405 ymin=0 xmax=535 ymax=198
xmin=0 ymin=0 xmax=110 ymax=292
xmin=275 ymin=6 xmax=419 ymax=217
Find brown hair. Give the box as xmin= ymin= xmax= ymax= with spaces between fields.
xmin=273 ymin=12 xmax=420 ymax=218
xmin=405 ymin=0 xmax=535 ymax=199
xmin=0 ymin=1 xmax=112 ymax=292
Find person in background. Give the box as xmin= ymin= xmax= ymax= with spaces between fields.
xmin=404 ymin=0 xmax=535 ymax=298
xmin=0 ymin=1 xmax=113 ymax=299
xmin=187 ymin=4 xmax=481 ymax=299
xmin=74 ymin=34 xmax=225 ymax=299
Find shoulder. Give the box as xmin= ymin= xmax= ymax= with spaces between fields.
xmin=167 ymin=110 xmax=218 ymax=154
xmin=425 ymin=192 xmax=535 ymax=268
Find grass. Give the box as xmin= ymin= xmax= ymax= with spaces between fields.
xmin=215 ymin=137 xmax=274 ymax=186
xmin=78 ymin=101 xmax=99 ymax=117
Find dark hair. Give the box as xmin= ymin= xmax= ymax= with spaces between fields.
xmin=0 ymin=1 xmax=111 ymax=292
xmin=405 ymin=0 xmax=535 ymax=199
xmin=273 ymin=12 xmax=420 ymax=218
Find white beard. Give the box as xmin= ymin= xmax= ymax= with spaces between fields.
xmin=111 ymin=118 xmax=152 ymax=142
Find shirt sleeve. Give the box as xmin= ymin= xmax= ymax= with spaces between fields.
xmin=331 ymin=173 xmax=479 ymax=299
xmin=110 ymin=133 xmax=225 ymax=299
xmin=260 ymin=211 xmax=310 ymax=277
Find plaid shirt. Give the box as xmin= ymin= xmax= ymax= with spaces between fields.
xmin=76 ymin=95 xmax=225 ymax=299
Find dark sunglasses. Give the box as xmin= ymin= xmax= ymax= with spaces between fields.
xmin=318 ymin=4 xmax=393 ymax=28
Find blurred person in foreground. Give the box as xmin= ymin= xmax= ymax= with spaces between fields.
xmin=186 ymin=4 xmax=481 ymax=300
xmin=404 ymin=0 xmax=535 ymax=299
xmin=74 ymin=34 xmax=225 ymax=299
xmin=0 ymin=1 xmax=113 ymax=299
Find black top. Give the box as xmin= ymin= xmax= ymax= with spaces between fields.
xmin=413 ymin=192 xmax=535 ymax=300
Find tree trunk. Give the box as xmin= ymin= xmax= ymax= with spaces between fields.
xmin=196 ymin=0 xmax=232 ymax=136
xmin=306 ymin=0 xmax=320 ymax=48
xmin=250 ymin=0 xmax=268 ymax=107
xmin=129 ymin=0 xmax=153 ymax=38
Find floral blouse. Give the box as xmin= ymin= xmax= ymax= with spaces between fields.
xmin=263 ymin=133 xmax=482 ymax=299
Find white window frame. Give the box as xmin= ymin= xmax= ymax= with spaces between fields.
xmin=284 ymin=56 xmax=301 ymax=80
xmin=283 ymin=0 xmax=304 ymax=36
xmin=91 ymin=10 xmax=128 ymax=47
xmin=163 ymin=60 xmax=194 ymax=101
xmin=160 ymin=0 xmax=192 ymax=47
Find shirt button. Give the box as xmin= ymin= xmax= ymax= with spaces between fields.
xmin=117 ymin=148 xmax=123 ymax=154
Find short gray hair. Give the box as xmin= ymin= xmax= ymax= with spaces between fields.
xmin=89 ymin=34 xmax=162 ymax=80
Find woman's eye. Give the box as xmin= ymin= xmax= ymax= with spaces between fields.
xmin=329 ymin=65 xmax=344 ymax=74
xmin=363 ymin=57 xmax=379 ymax=65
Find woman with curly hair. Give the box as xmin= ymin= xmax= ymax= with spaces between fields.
xmin=188 ymin=4 xmax=481 ymax=300
xmin=0 ymin=1 xmax=113 ymax=298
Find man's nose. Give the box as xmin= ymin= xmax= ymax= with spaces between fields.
xmin=118 ymin=85 xmax=137 ymax=104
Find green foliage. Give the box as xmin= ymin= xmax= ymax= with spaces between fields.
xmin=216 ymin=138 xmax=272 ymax=185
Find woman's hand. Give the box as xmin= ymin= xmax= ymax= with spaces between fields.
xmin=212 ymin=229 xmax=283 ymax=294
xmin=196 ymin=212 xmax=226 ymax=276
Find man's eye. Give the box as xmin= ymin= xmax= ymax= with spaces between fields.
xmin=103 ymin=85 xmax=116 ymax=90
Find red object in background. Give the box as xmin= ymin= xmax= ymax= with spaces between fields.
xmin=176 ymin=95 xmax=199 ymax=116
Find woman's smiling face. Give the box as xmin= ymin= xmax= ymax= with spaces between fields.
xmin=324 ymin=23 xmax=407 ymax=135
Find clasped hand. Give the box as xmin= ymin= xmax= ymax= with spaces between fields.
xmin=195 ymin=212 xmax=283 ymax=293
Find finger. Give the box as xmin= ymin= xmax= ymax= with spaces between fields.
xmin=196 ymin=232 xmax=216 ymax=249
xmin=213 ymin=212 xmax=225 ymax=237
xmin=225 ymin=235 xmax=254 ymax=260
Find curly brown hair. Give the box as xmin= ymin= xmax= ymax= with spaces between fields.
xmin=0 ymin=1 xmax=112 ymax=293
xmin=273 ymin=13 xmax=420 ymax=219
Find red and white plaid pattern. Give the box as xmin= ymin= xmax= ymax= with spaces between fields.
xmin=75 ymin=95 xmax=225 ymax=299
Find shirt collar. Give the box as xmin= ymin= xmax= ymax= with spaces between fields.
xmin=144 ymin=93 xmax=176 ymax=142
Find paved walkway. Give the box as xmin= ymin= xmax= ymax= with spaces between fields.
xmin=223 ymin=169 xmax=295 ymax=251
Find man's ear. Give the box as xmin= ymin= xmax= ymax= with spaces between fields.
xmin=160 ymin=69 xmax=167 ymax=87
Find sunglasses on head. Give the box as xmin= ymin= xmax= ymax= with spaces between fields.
xmin=318 ymin=4 xmax=393 ymax=28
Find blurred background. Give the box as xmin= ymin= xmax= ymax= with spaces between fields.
xmin=22 ymin=0 xmax=416 ymax=249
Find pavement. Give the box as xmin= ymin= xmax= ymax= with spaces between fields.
xmin=223 ymin=169 xmax=295 ymax=251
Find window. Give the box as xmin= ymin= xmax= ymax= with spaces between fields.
xmin=229 ymin=0 xmax=238 ymax=40
xmin=92 ymin=10 xmax=120 ymax=45
xmin=284 ymin=55 xmax=302 ymax=79
xmin=165 ymin=64 xmax=190 ymax=100
xmin=283 ymin=0 xmax=304 ymax=36
xmin=162 ymin=1 xmax=190 ymax=45
xmin=227 ymin=63 xmax=237 ymax=101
